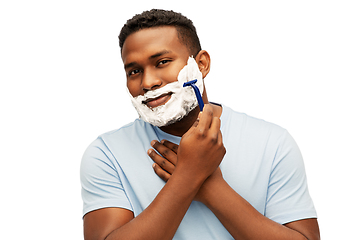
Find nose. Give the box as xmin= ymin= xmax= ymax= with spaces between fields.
xmin=142 ymin=69 xmax=162 ymax=92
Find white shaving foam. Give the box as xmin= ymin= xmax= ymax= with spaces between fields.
xmin=129 ymin=57 xmax=203 ymax=127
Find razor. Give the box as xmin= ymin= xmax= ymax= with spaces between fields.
xmin=183 ymin=79 xmax=204 ymax=111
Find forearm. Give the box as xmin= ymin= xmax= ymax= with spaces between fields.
xmin=105 ymin=171 xmax=203 ymax=240
xmin=202 ymin=179 xmax=309 ymax=240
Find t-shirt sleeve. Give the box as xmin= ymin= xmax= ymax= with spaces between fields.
xmin=265 ymin=130 xmax=317 ymax=224
xmin=80 ymin=137 xmax=133 ymax=217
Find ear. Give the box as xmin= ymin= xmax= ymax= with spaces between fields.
xmin=195 ymin=50 xmax=211 ymax=79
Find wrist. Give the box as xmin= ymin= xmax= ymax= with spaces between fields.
xmin=171 ymin=166 xmax=207 ymax=194
xmin=195 ymin=169 xmax=226 ymax=205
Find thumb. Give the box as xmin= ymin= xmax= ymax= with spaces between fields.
xmin=183 ymin=112 xmax=201 ymax=138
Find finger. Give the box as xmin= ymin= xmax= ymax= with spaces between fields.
xmin=215 ymin=125 xmax=226 ymax=155
xmin=148 ymin=148 xmax=175 ymax=174
xmin=211 ymin=117 xmax=224 ymax=146
xmin=217 ymin=126 xmax=224 ymax=145
xmin=151 ymin=140 xmax=177 ymax=165
xmin=161 ymin=139 xmax=179 ymax=154
xmin=183 ymin=114 xmax=200 ymax=138
xmin=207 ymin=117 xmax=221 ymax=143
xmin=193 ymin=115 xmax=200 ymax=128
xmin=152 ymin=163 xmax=171 ymax=182
xmin=209 ymin=116 xmax=221 ymax=132
xmin=197 ymin=104 xmax=213 ymax=134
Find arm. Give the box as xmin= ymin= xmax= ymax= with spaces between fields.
xmin=83 ymin=172 xmax=201 ymax=240
xmin=198 ymin=173 xmax=320 ymax=240
xmin=150 ymin=141 xmax=320 ymax=240
xmin=83 ymin=105 xmax=226 ymax=240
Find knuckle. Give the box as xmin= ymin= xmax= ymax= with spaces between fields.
xmin=158 ymin=172 xmax=169 ymax=182
xmin=210 ymin=136 xmax=218 ymax=144
xmin=171 ymin=145 xmax=178 ymax=152
xmin=162 ymin=149 xmax=169 ymax=157
xmin=222 ymin=146 xmax=226 ymax=155
xmin=204 ymin=106 xmax=213 ymax=116
xmin=216 ymin=117 xmax=221 ymax=124
xmin=209 ymin=133 xmax=218 ymax=143
xmin=196 ymin=129 xmax=207 ymax=138
xmin=193 ymin=118 xmax=200 ymax=127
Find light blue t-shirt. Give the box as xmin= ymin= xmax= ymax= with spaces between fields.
xmin=80 ymin=105 xmax=317 ymax=239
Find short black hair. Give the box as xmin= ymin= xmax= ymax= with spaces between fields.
xmin=119 ymin=9 xmax=202 ymax=56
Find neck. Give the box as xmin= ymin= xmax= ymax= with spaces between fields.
xmin=158 ymin=89 xmax=222 ymax=137
xmin=159 ymin=106 xmax=200 ymax=137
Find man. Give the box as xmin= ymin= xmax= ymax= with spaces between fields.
xmin=81 ymin=9 xmax=320 ymax=240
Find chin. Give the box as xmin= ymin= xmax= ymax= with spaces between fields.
xmin=160 ymin=104 xmax=198 ymax=127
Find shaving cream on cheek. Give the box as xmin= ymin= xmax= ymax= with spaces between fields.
xmin=129 ymin=57 xmax=204 ymax=127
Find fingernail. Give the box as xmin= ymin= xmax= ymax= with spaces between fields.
xmin=147 ymin=149 xmax=152 ymax=155
xmin=160 ymin=139 xmax=165 ymax=144
xmin=152 ymin=163 xmax=156 ymax=168
xmin=150 ymin=140 xmax=157 ymax=147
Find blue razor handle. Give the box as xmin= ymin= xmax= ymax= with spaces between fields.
xmin=183 ymin=79 xmax=204 ymax=111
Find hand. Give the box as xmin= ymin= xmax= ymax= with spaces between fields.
xmin=176 ymin=104 xmax=226 ymax=181
xmin=148 ymin=139 xmax=178 ymax=182
xmin=148 ymin=139 xmax=224 ymax=203
xmin=148 ymin=104 xmax=226 ymax=202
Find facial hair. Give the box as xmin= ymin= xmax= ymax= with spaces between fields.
xmin=129 ymin=57 xmax=204 ymax=127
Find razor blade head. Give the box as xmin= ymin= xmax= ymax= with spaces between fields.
xmin=182 ymin=79 xmax=204 ymax=111
xmin=183 ymin=79 xmax=197 ymax=87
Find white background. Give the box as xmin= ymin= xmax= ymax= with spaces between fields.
xmin=1 ymin=0 xmax=359 ymax=239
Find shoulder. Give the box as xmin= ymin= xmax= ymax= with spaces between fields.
xmin=221 ymin=105 xmax=287 ymax=143
xmin=81 ymin=119 xmax=149 ymax=166
xmin=81 ymin=118 xmax=158 ymax=175
xmin=100 ymin=119 xmax=148 ymax=138
xmin=91 ymin=119 xmax=155 ymax=146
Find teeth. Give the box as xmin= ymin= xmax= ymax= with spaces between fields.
xmin=145 ymin=89 xmax=172 ymax=99
xmin=140 ymin=82 xmax=180 ymax=101
xmin=133 ymin=81 xmax=180 ymax=105
xmin=142 ymin=93 xmax=168 ymax=104
xmin=149 ymin=93 xmax=168 ymax=101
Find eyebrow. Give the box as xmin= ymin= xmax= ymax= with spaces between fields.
xmin=124 ymin=50 xmax=172 ymax=70
xmin=149 ymin=50 xmax=171 ymax=59
xmin=124 ymin=62 xmax=136 ymax=70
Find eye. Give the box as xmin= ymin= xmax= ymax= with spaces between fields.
xmin=157 ymin=59 xmax=171 ymax=67
xmin=128 ymin=69 xmax=141 ymax=77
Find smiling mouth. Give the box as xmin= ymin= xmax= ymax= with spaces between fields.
xmin=142 ymin=93 xmax=173 ymax=108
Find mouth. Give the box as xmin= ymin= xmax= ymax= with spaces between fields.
xmin=142 ymin=92 xmax=173 ymax=108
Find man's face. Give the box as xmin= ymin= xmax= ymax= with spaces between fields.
xmin=121 ymin=26 xmax=191 ymax=108
xmin=121 ymin=26 xmax=204 ymax=127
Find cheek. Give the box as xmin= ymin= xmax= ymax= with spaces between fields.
xmin=127 ymin=81 xmax=140 ymax=97
xmin=160 ymin=64 xmax=184 ymax=84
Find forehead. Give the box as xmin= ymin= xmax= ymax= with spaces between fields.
xmin=121 ymin=26 xmax=189 ymax=63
